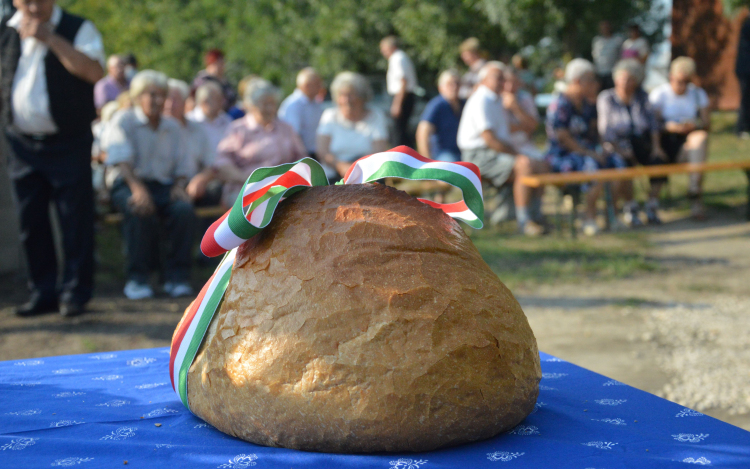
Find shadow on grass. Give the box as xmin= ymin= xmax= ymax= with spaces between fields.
xmin=515 ymin=295 xmax=711 ymax=309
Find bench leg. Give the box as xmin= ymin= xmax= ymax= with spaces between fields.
xmin=570 ymin=188 xmax=580 ymax=240
xmin=556 ymin=187 xmax=564 ymax=237
xmin=604 ymin=182 xmax=616 ymax=231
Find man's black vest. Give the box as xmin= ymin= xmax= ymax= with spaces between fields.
xmin=0 ymin=10 xmax=96 ymax=137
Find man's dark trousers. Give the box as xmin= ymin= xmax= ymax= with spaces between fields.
xmin=110 ymin=180 xmax=195 ymax=284
xmin=393 ymin=92 xmax=416 ymax=148
xmin=738 ymin=77 xmax=750 ymax=134
xmin=6 ymin=130 xmax=95 ymax=307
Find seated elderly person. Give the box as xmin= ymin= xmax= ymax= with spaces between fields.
xmin=164 ymin=79 xmax=219 ymax=205
xmin=188 ymin=81 xmax=233 ymax=153
xmin=598 ymin=59 xmax=666 ymax=226
xmin=503 ymin=67 xmax=543 ymax=160
xmin=279 ymin=67 xmax=325 ymax=159
xmin=214 ymin=79 xmax=307 ymax=207
xmin=106 ymin=71 xmax=196 ymax=300
xmin=649 ymin=56 xmax=710 ymax=220
xmin=317 ymin=72 xmax=389 ymax=180
xmin=416 ymin=69 xmax=464 ymax=162
xmin=545 ymin=59 xmax=623 ymax=236
xmin=457 ymin=61 xmax=548 ymax=235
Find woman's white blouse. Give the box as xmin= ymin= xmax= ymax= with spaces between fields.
xmin=317 ymin=107 xmax=389 ymax=162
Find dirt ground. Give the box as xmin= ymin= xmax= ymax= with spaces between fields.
xmin=1 ymin=206 xmax=749 ymax=431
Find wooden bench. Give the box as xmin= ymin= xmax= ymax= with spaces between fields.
xmin=520 ymin=160 xmax=750 ymax=237
xmin=103 ymin=205 xmax=227 ymax=225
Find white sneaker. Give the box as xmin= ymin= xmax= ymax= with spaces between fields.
xmin=582 ymin=220 xmax=599 ymax=237
xmin=124 ymin=280 xmax=154 ymax=300
xmin=168 ymin=282 xmax=193 ymax=298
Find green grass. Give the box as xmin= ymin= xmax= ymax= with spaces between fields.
xmin=471 ymin=227 xmax=657 ymax=290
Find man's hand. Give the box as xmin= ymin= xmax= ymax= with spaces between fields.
xmin=186 ymin=173 xmax=210 ymax=201
xmin=390 ymin=100 xmax=402 ymax=119
xmin=128 ymin=184 xmax=156 ymax=217
xmin=170 ymin=184 xmax=191 ymax=203
xmin=682 ymin=122 xmax=697 ymax=134
xmin=665 ymin=121 xmax=696 ymax=135
xmin=18 ymin=17 xmax=53 ymax=43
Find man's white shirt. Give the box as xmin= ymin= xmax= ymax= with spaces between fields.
xmin=8 ymin=6 xmax=105 ymax=135
xmin=386 ymin=49 xmax=417 ymax=95
xmin=457 ymin=85 xmax=511 ymax=151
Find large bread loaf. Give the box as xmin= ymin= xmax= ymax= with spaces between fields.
xmin=179 ymin=183 xmax=541 ymax=453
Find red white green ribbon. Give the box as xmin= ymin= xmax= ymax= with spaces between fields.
xmin=171 ymin=146 xmax=483 ymax=410
xmin=169 ymin=248 xmax=236 ymax=408
xmin=341 ymin=146 xmax=483 ymax=229
xmin=200 ymin=157 xmax=329 ymax=258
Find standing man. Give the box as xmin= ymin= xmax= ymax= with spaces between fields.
xmin=592 ymin=20 xmax=624 ymax=90
xmin=736 ymin=15 xmax=750 ymax=138
xmin=1 ymin=0 xmax=104 ymax=317
xmin=380 ymin=36 xmax=417 ymax=148
xmin=94 ymin=54 xmax=128 ymax=112
xmin=279 ymin=67 xmax=324 ymax=159
xmin=459 ymin=37 xmax=486 ymax=99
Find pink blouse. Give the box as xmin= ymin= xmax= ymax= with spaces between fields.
xmin=215 ymin=115 xmax=307 ymax=206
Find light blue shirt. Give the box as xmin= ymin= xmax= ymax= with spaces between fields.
xmin=278 ymin=89 xmax=323 ymax=153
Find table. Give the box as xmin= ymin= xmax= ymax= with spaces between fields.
xmin=1 ymin=347 xmax=748 ymax=468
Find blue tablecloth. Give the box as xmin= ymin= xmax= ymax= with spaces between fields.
xmin=1 ymin=348 xmax=748 ymax=468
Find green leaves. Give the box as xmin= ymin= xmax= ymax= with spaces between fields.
xmin=59 ymin=0 xmax=660 ymax=95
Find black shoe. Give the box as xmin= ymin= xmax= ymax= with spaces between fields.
xmin=59 ymin=301 xmax=85 ymax=318
xmin=15 ymin=297 xmax=58 ymax=317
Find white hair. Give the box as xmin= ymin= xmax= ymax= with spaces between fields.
xmin=129 ymin=70 xmax=168 ymax=100
xmin=671 ymin=56 xmax=697 ymax=77
xmin=167 ymin=78 xmax=190 ymax=100
xmin=564 ymin=58 xmax=596 ymax=84
xmin=437 ymin=69 xmax=461 ymax=87
xmin=100 ymin=101 xmax=120 ymax=123
xmin=296 ymin=67 xmax=319 ymax=88
xmin=612 ymin=59 xmax=645 ymax=84
xmin=195 ymin=81 xmax=223 ymax=104
xmin=478 ymin=61 xmax=507 ymax=82
xmin=107 ymin=55 xmax=122 ymax=68
xmin=330 ymin=71 xmax=373 ymax=103
xmin=243 ymin=79 xmax=281 ymax=108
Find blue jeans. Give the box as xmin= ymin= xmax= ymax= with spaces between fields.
xmin=433 ymin=150 xmax=461 ymax=163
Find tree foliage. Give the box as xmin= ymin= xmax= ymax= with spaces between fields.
xmin=58 ymin=0 xmax=660 ymax=93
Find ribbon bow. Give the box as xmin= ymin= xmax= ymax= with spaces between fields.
xmin=170 ymin=146 xmax=484 ymax=409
